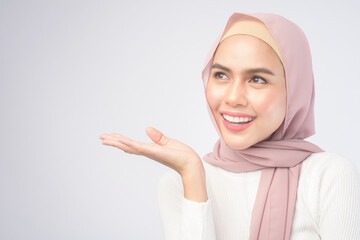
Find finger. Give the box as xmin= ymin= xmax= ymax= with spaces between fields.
xmin=103 ymin=138 xmax=172 ymax=168
xmin=102 ymin=138 xmax=140 ymax=155
xmin=109 ymin=133 xmax=135 ymax=145
xmin=103 ymin=133 xmax=168 ymax=163
xmin=100 ymin=133 xmax=132 ymax=144
xmin=145 ymin=127 xmax=169 ymax=146
xmin=106 ymin=133 xmax=151 ymax=155
xmin=99 ymin=134 xmax=107 ymax=140
xmin=99 ymin=133 xmax=120 ymax=140
xmin=109 ymin=134 xmax=167 ymax=160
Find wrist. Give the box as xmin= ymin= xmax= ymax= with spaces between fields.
xmin=181 ymin=160 xmax=208 ymax=203
xmin=180 ymin=157 xmax=204 ymax=176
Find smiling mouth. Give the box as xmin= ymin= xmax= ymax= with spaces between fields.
xmin=221 ymin=114 xmax=255 ymax=125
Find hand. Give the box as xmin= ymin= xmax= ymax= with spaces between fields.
xmin=99 ymin=127 xmax=204 ymax=176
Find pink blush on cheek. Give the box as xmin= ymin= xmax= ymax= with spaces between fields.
xmin=253 ymin=91 xmax=286 ymax=117
xmin=206 ymin=86 xmax=224 ymax=108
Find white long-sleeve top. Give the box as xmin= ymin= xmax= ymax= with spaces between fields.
xmin=157 ymin=152 xmax=360 ymax=240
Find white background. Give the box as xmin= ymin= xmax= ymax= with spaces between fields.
xmin=1 ymin=0 xmax=359 ymax=239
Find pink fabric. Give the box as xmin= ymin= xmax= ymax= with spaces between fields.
xmin=202 ymin=13 xmax=324 ymax=240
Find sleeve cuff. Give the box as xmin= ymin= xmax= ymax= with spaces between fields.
xmin=180 ymin=198 xmax=216 ymax=239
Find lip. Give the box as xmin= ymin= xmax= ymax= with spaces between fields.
xmin=221 ymin=111 xmax=255 ymax=118
xmin=221 ymin=114 xmax=255 ymax=132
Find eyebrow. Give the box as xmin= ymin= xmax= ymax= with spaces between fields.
xmin=211 ymin=63 xmax=275 ymax=76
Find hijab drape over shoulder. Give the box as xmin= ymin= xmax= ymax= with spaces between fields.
xmin=202 ymin=13 xmax=324 ymax=240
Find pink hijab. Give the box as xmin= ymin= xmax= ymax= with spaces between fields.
xmin=202 ymin=13 xmax=324 ymax=239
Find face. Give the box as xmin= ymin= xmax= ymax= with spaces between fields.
xmin=206 ymin=34 xmax=287 ymax=150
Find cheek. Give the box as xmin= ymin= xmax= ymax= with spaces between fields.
xmin=206 ymin=82 xmax=223 ymax=110
xmin=252 ymin=88 xmax=286 ymax=121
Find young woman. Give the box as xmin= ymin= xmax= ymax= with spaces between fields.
xmin=99 ymin=12 xmax=360 ymax=239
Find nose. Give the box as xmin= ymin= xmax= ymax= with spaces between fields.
xmin=224 ymin=81 xmax=248 ymax=107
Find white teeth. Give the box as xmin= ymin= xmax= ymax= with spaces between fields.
xmin=223 ymin=114 xmax=254 ymax=123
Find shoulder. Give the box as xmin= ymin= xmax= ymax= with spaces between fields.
xmin=299 ymin=153 xmax=360 ymax=238
xmin=299 ymin=151 xmax=360 ymax=200
xmin=301 ymin=151 xmax=359 ymax=178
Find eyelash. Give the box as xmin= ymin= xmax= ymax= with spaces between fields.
xmin=213 ymin=72 xmax=267 ymax=84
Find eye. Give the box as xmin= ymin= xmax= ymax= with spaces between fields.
xmin=214 ymin=72 xmax=229 ymax=80
xmin=249 ymin=75 xmax=267 ymax=84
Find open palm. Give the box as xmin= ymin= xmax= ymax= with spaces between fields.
xmin=99 ymin=127 xmax=202 ymax=175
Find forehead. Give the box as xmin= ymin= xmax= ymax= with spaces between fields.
xmin=214 ymin=34 xmax=281 ymax=66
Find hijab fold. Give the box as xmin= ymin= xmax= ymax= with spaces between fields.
xmin=201 ymin=12 xmax=324 ymax=240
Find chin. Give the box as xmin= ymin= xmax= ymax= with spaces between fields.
xmin=224 ymin=140 xmax=252 ymax=150
xmin=221 ymin=133 xmax=254 ymax=150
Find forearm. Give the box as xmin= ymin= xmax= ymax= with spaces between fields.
xmin=158 ymin=167 xmax=216 ymax=240
xmin=181 ymin=161 xmax=208 ymax=202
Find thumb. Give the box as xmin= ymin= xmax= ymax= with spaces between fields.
xmin=145 ymin=127 xmax=168 ymax=146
